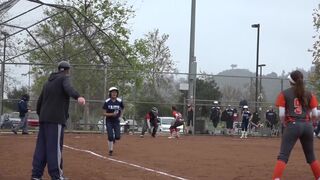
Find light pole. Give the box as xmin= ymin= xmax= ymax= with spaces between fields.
xmin=251 ymin=23 xmax=260 ymax=113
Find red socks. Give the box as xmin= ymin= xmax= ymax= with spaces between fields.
xmin=310 ymin=160 xmax=320 ymax=179
xmin=272 ymin=160 xmax=286 ymax=180
xmin=272 ymin=160 xmax=320 ymax=179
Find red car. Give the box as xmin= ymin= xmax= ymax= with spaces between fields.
xmin=27 ymin=111 xmax=39 ymax=127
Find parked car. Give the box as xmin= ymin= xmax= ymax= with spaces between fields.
xmin=125 ymin=119 xmax=139 ymax=131
xmin=0 ymin=111 xmax=39 ymax=129
xmin=0 ymin=114 xmax=13 ymax=129
xmin=97 ymin=118 xmax=140 ymax=133
xmin=27 ymin=111 xmax=39 ymax=127
xmin=158 ymin=117 xmax=184 ymax=133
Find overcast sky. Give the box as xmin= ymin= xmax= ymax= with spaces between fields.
xmin=127 ymin=0 xmax=319 ymax=75
xmin=4 ymin=0 xmax=320 ymax=82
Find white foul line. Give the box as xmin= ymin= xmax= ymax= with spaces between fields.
xmin=64 ymin=145 xmax=189 ymax=180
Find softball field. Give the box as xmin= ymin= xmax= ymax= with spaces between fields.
xmin=1 ymin=133 xmax=319 ymax=180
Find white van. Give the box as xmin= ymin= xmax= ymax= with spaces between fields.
xmin=158 ymin=116 xmax=184 ymax=133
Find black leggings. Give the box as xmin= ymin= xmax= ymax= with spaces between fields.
xmin=277 ymin=121 xmax=316 ymax=164
xmin=170 ymin=121 xmax=184 ymax=130
xmin=212 ymin=119 xmax=219 ymax=128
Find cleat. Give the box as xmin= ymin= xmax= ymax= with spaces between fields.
xmin=140 ymin=135 xmax=144 ymax=138
xmin=52 ymin=177 xmax=69 ymax=180
xmin=12 ymin=129 xmax=17 ymax=135
xmin=109 ymin=150 xmax=113 ymax=156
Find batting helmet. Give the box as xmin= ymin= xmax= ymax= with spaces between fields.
xmin=151 ymin=107 xmax=158 ymax=115
xmin=108 ymin=87 xmax=119 ymax=97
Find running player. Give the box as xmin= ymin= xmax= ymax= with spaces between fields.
xmin=168 ymin=106 xmax=184 ymax=139
xmin=140 ymin=107 xmax=159 ymax=138
xmin=102 ymin=87 xmax=124 ymax=156
xmin=272 ymin=70 xmax=320 ymax=180
xmin=240 ymin=105 xmax=252 ymax=139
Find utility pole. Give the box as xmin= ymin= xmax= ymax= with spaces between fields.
xmin=188 ymin=0 xmax=197 ymax=135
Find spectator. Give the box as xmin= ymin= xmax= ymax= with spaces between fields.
xmin=223 ymin=105 xmax=234 ymax=135
xmin=210 ymin=101 xmax=220 ymax=135
xmin=186 ymin=104 xmax=193 ymax=134
xmin=239 ymin=99 xmax=248 ymax=112
xmin=12 ymin=94 xmax=30 ymax=135
xmin=265 ymin=106 xmax=278 ymax=135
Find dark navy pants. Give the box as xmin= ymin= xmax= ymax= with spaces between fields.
xmin=106 ymin=119 xmax=120 ymax=141
xmin=212 ymin=118 xmax=219 ymax=128
xmin=278 ymin=121 xmax=316 ymax=164
xmin=14 ymin=115 xmax=28 ymax=133
xmin=241 ymin=119 xmax=249 ymax=131
xmin=32 ymin=123 xmax=64 ymax=179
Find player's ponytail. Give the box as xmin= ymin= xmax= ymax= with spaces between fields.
xmin=289 ymin=70 xmax=307 ymax=107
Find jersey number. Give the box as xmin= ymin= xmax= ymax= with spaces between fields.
xmin=294 ymin=98 xmax=302 ymax=115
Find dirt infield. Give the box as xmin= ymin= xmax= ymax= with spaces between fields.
xmin=1 ymin=132 xmax=319 ymax=180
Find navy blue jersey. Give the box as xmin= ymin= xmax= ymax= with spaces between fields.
xmin=210 ymin=107 xmax=220 ymax=120
xmin=242 ymin=111 xmax=251 ymax=121
xmin=266 ymin=110 xmax=276 ymax=121
xmin=103 ymin=98 xmax=124 ymax=120
xmin=226 ymin=108 xmax=234 ymax=118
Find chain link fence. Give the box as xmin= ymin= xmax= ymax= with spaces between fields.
xmin=1 ymin=67 xmax=314 ymax=136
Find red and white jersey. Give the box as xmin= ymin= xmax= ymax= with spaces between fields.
xmin=172 ymin=111 xmax=183 ymax=121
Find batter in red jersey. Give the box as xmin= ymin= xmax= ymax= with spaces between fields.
xmin=272 ymin=70 xmax=320 ymax=180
